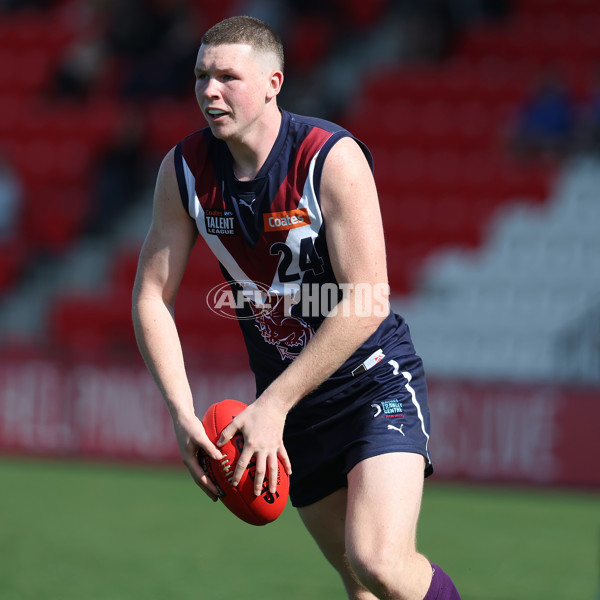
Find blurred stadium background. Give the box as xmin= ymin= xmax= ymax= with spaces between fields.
xmin=0 ymin=0 xmax=599 ymax=599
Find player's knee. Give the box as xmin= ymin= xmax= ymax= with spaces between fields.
xmin=346 ymin=547 xmax=394 ymax=587
xmin=346 ymin=545 xmax=413 ymax=598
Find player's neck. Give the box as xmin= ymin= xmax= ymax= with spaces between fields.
xmin=228 ymin=107 xmax=282 ymax=181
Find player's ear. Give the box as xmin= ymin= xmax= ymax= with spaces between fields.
xmin=266 ymin=69 xmax=283 ymax=99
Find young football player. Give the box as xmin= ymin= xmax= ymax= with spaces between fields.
xmin=133 ymin=15 xmax=461 ymax=600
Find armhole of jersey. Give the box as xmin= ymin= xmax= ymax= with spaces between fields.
xmin=312 ymin=131 xmax=374 ymax=204
xmin=174 ymin=142 xmax=190 ymax=216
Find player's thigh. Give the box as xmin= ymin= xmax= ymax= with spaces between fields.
xmin=297 ymin=487 xmax=348 ymax=570
xmin=345 ymin=452 xmax=425 ymax=564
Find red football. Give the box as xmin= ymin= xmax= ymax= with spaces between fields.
xmin=198 ymin=399 xmax=289 ymax=526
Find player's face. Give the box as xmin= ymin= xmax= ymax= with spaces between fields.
xmin=194 ymin=43 xmax=280 ymax=143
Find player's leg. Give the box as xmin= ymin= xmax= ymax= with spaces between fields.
xmin=297 ymin=488 xmax=377 ymax=600
xmin=345 ymin=452 xmax=460 ymax=600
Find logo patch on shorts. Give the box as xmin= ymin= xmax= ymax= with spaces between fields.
xmin=372 ymin=399 xmax=404 ymax=419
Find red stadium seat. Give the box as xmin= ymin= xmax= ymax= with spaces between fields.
xmin=0 ymin=48 xmax=56 ymax=94
xmin=386 ymin=239 xmax=432 ymax=296
xmin=145 ymin=99 xmax=205 ymax=153
xmin=333 ymin=0 xmax=389 ymax=29
xmin=22 ymin=185 xmax=90 ymax=252
xmin=518 ymin=0 xmax=600 ymax=20
xmin=37 ymin=100 xmax=122 ymax=147
xmin=109 ymin=243 xmax=226 ymax=296
xmin=110 ymin=247 xmax=144 ymax=293
xmin=48 ymin=287 xmax=141 ymax=363
xmin=49 ymin=293 xmax=109 ymax=357
xmin=457 ymin=23 xmax=512 ymax=62
xmin=285 ymin=16 xmax=334 ymax=74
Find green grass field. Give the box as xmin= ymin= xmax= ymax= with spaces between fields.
xmin=1 ymin=458 xmax=598 ymax=600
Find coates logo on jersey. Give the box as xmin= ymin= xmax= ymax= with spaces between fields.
xmin=264 ymin=208 xmax=311 ymax=232
xmin=206 ymin=281 xmax=274 ymax=320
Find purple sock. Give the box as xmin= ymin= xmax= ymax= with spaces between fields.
xmin=423 ymin=564 xmax=461 ymax=600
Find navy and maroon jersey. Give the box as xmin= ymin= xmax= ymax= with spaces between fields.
xmin=174 ymin=109 xmax=417 ymax=406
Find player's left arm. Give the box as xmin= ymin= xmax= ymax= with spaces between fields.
xmin=220 ymin=136 xmax=390 ymax=493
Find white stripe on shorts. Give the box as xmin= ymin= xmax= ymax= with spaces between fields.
xmin=402 ymin=370 xmax=431 ymax=463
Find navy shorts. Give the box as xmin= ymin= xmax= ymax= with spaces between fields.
xmin=283 ymin=352 xmax=433 ymax=508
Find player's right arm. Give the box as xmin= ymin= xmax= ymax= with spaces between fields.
xmin=132 ymin=147 xmax=223 ymax=500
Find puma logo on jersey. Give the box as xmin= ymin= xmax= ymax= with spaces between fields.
xmin=264 ymin=208 xmax=311 ymax=232
xmin=238 ymin=195 xmax=256 ymax=213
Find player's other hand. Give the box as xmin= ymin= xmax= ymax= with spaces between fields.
xmin=173 ymin=413 xmax=224 ymax=501
xmin=218 ymin=398 xmax=292 ymax=496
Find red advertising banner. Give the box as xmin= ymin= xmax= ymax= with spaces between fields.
xmin=427 ymin=380 xmax=600 ymax=487
xmin=0 ymin=359 xmax=598 ymax=487
xmin=0 ymin=360 xmax=254 ymax=462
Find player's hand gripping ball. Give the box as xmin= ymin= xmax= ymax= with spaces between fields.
xmin=198 ymin=399 xmax=289 ymax=526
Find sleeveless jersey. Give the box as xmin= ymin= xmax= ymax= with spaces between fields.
xmin=174 ymin=110 xmax=416 ymax=406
